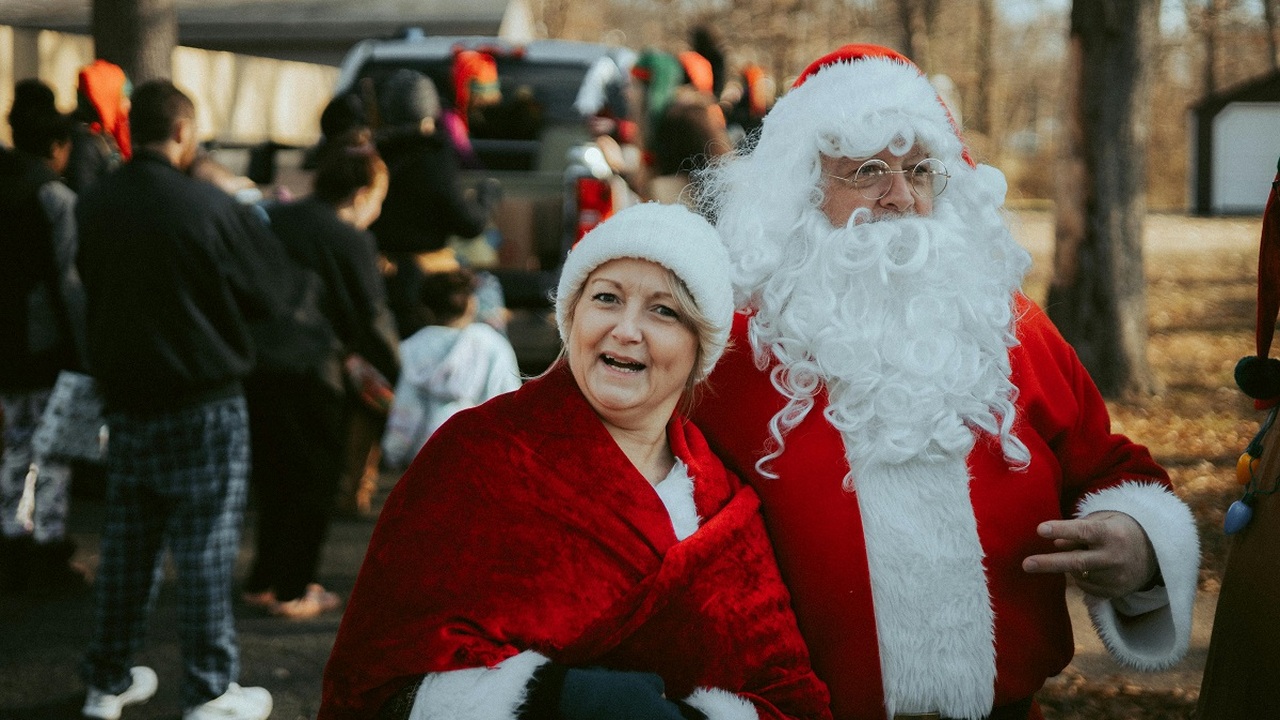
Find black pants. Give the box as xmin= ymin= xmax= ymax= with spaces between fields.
xmin=244 ymin=371 xmax=345 ymax=601
xmin=939 ymin=697 xmax=1033 ymax=720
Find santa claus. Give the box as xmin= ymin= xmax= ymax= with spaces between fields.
xmin=693 ymin=45 xmax=1199 ymax=720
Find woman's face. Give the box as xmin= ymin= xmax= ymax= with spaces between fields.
xmin=568 ymin=258 xmax=699 ymax=433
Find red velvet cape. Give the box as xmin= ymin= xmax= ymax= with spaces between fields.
xmin=692 ymin=297 xmax=1170 ymax=720
xmin=320 ymin=363 xmax=831 ymax=720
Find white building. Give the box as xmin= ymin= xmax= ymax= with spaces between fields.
xmin=1190 ymin=71 xmax=1280 ymax=216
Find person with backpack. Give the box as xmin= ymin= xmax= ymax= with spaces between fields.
xmin=0 ymin=80 xmax=88 ymax=594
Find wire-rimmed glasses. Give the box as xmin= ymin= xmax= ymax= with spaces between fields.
xmin=826 ymin=157 xmax=950 ymax=200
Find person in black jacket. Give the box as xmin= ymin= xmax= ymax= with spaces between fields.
xmin=241 ymin=138 xmax=398 ymax=619
xmin=0 ymin=80 xmax=87 ymax=594
xmin=371 ymin=68 xmax=497 ymax=339
xmin=77 ymin=80 xmax=280 ymax=720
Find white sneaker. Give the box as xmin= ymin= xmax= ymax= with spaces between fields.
xmin=182 ymin=683 xmax=273 ymax=720
xmin=82 ymin=666 xmax=159 ymax=720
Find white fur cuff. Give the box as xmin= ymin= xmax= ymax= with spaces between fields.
xmin=683 ymin=687 xmax=759 ymax=720
xmin=1075 ymin=481 xmax=1199 ymax=670
xmin=408 ymin=650 xmax=550 ymax=720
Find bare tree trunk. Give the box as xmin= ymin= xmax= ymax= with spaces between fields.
xmin=92 ymin=0 xmax=177 ymax=83
xmin=534 ymin=0 xmax=569 ymax=38
xmin=968 ymin=0 xmax=994 ymax=135
xmin=1186 ymin=0 xmax=1221 ymax=95
xmin=1046 ymin=0 xmax=1160 ymax=398
xmin=896 ymin=0 xmax=934 ymax=71
xmin=1265 ymin=0 xmax=1280 ymax=72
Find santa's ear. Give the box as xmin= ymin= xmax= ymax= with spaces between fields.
xmin=1235 ymin=355 xmax=1280 ymax=400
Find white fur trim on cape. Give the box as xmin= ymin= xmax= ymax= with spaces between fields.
xmin=407 ymin=650 xmax=550 ymax=720
xmin=682 ymin=687 xmax=759 ymax=720
xmin=855 ymin=457 xmax=996 ymax=719
xmin=654 ymin=458 xmax=701 ymax=541
xmin=554 ymin=202 xmax=734 ymax=378
xmin=1075 ymin=481 xmax=1199 ymax=670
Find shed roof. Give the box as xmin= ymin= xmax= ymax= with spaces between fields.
xmin=1192 ymin=70 xmax=1280 ymax=116
xmin=0 ymin=0 xmax=532 ymax=65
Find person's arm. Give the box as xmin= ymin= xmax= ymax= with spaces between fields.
xmin=1015 ymin=298 xmax=1198 ymax=670
xmin=65 ymin=130 xmax=113 ymax=194
xmin=422 ymin=146 xmax=491 ymax=241
xmin=440 ymin=109 xmax=482 ymax=169
xmin=40 ymin=180 xmax=88 ymax=368
xmin=218 ymin=202 xmax=295 ymax=324
xmin=343 ymin=230 xmax=401 ymax=383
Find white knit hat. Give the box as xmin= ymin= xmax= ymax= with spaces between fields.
xmin=555 ymin=202 xmax=733 ymax=378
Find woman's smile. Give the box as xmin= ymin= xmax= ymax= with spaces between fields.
xmin=568 ymin=258 xmax=698 ymax=433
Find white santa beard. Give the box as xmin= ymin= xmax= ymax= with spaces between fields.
xmin=748 ymin=200 xmax=1028 ymax=479
xmin=745 ymin=199 xmax=1030 ymax=718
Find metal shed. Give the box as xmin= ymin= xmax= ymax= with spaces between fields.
xmin=1190 ymin=71 xmax=1280 ymax=216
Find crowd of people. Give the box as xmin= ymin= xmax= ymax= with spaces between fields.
xmin=0 ymin=56 xmax=520 ymax=720
xmin=6 ymin=32 xmax=1272 ymax=720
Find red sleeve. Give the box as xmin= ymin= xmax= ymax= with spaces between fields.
xmin=1010 ymin=296 xmax=1170 ymax=515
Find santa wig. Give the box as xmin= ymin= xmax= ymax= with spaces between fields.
xmin=699 ymin=44 xmax=1034 ymax=481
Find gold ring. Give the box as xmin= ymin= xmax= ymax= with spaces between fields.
xmin=1080 ymin=569 xmax=1090 ymax=581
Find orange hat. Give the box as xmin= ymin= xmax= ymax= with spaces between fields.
xmin=741 ymin=63 xmax=769 ymax=119
xmin=452 ymin=50 xmax=500 ymax=127
xmin=677 ymin=51 xmax=714 ymax=95
xmin=77 ymin=59 xmax=132 ymax=159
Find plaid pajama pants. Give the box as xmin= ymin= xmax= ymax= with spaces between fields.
xmin=1 ymin=389 xmax=73 ymax=542
xmin=82 ymin=395 xmax=250 ymax=709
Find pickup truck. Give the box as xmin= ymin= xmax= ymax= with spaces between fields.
xmin=333 ymin=32 xmax=640 ymax=371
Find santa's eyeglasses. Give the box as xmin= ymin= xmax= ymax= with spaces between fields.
xmin=825 ymin=157 xmax=950 ymax=200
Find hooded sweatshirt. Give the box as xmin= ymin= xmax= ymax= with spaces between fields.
xmin=380 ymin=321 xmax=520 ymax=468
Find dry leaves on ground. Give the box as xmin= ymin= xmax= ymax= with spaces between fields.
xmin=1016 ymin=211 xmax=1264 ymax=720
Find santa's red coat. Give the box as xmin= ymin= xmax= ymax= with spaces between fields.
xmin=320 ymin=363 xmax=831 ymax=720
xmin=692 ymin=296 xmax=1174 ymax=720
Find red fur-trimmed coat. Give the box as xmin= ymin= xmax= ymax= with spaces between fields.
xmin=320 ymin=363 xmax=832 ymax=720
xmin=692 ymin=297 xmax=1199 ymax=720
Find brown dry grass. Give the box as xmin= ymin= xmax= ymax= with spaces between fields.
xmin=1009 ymin=209 xmax=1265 ymax=720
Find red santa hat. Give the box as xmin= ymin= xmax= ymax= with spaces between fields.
xmin=1235 ymin=158 xmax=1280 ymax=406
xmin=775 ymin=43 xmax=975 ymax=169
xmin=555 ymin=202 xmax=733 ymax=379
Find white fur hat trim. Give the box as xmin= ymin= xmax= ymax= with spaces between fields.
xmin=555 ymin=202 xmax=733 ymax=378
xmin=768 ymin=54 xmax=966 ymax=168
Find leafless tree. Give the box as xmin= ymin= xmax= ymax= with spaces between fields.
xmin=1048 ymin=0 xmax=1162 ymax=398
xmin=534 ymin=0 xmax=575 ymax=40
xmin=1185 ymin=0 xmax=1224 ymax=94
xmin=1264 ymin=0 xmax=1280 ymax=71
xmin=968 ymin=0 xmax=995 ymax=136
xmin=896 ymin=0 xmax=942 ymax=72
xmin=91 ymin=0 xmax=177 ymax=83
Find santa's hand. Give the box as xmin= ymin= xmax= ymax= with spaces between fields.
xmin=1021 ymin=511 xmax=1159 ymax=599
